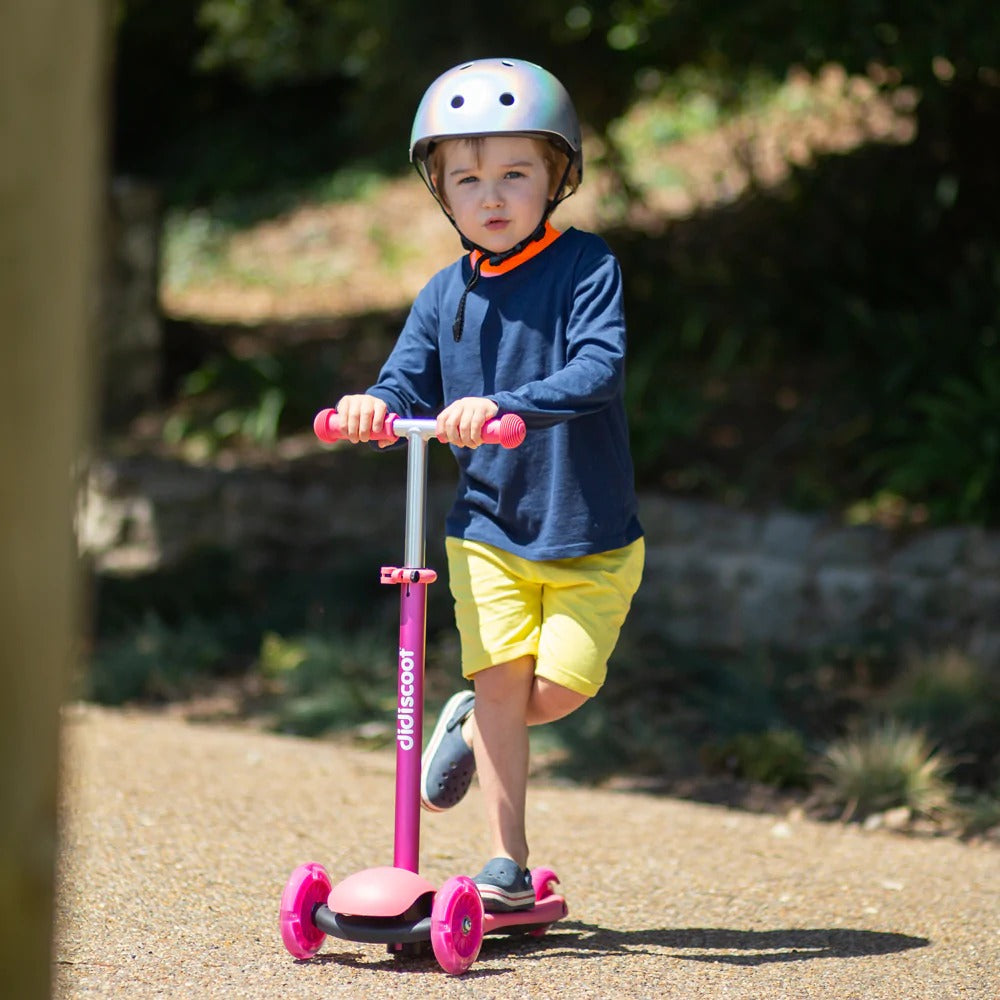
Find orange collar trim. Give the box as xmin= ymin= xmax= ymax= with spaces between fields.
xmin=470 ymin=222 xmax=562 ymax=277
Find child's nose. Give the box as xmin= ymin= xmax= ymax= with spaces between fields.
xmin=481 ymin=182 xmax=503 ymax=206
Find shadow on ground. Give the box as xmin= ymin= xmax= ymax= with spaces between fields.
xmin=290 ymin=920 xmax=929 ymax=979
xmin=478 ymin=921 xmax=930 ymax=966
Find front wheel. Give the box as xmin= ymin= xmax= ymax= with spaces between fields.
xmin=279 ymin=862 xmax=332 ymax=959
xmin=430 ymin=876 xmax=484 ymax=975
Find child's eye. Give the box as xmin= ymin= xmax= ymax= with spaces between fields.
xmin=505 ymin=170 xmax=525 ymax=179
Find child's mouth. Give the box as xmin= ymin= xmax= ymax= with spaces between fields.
xmin=485 ymin=218 xmax=508 ymax=230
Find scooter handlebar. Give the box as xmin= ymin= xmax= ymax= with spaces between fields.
xmin=313 ymin=409 xmax=526 ymax=449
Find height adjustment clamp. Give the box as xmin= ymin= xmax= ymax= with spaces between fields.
xmin=380 ymin=566 xmax=438 ymax=585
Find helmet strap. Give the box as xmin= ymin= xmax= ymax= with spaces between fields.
xmin=452 ymin=253 xmax=486 ymax=342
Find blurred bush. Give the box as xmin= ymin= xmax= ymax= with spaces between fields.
xmin=816 ymin=718 xmax=954 ymax=820
xmin=702 ymin=730 xmax=812 ymax=789
xmin=259 ymin=630 xmax=393 ymax=737
xmin=617 ymin=80 xmax=1000 ymax=523
xmin=87 ymin=613 xmax=227 ymax=704
xmin=878 ymin=649 xmax=1000 ymax=787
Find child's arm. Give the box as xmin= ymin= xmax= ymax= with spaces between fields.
xmin=488 ymin=249 xmax=627 ymax=427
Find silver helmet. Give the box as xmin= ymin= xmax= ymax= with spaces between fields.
xmin=409 ymin=58 xmax=583 ymax=186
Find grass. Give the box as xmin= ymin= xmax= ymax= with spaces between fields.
xmin=815 ymin=718 xmax=955 ymax=821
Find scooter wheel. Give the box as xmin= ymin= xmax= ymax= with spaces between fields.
xmin=531 ymin=866 xmax=560 ymax=901
xmin=279 ymin=862 xmax=332 ymax=959
xmin=430 ymin=875 xmax=484 ymax=975
xmin=528 ymin=867 xmax=561 ymax=938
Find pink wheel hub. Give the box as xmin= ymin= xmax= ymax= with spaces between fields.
xmin=279 ymin=862 xmax=332 ymax=959
xmin=430 ymin=876 xmax=484 ymax=975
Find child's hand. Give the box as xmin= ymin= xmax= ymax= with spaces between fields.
xmin=335 ymin=394 xmax=393 ymax=447
xmin=436 ymin=397 xmax=499 ymax=448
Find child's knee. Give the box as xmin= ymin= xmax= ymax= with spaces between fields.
xmin=527 ymin=676 xmax=589 ymax=725
xmin=472 ymin=655 xmax=535 ymax=704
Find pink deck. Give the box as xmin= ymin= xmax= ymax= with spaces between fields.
xmin=483 ymin=894 xmax=569 ymax=932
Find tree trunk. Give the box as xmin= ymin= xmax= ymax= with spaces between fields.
xmin=0 ymin=2 xmax=108 ymax=996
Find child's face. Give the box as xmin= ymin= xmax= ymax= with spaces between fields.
xmin=438 ymin=136 xmax=554 ymax=255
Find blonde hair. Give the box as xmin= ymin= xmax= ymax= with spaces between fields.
xmin=427 ymin=135 xmax=580 ymax=207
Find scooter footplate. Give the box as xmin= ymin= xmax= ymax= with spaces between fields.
xmin=483 ymin=894 xmax=568 ymax=934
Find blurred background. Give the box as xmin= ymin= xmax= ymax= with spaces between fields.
xmin=86 ymin=2 xmax=1000 ymax=833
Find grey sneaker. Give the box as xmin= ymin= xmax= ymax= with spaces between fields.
xmin=420 ymin=690 xmax=476 ymax=812
xmin=473 ymin=858 xmax=535 ymax=913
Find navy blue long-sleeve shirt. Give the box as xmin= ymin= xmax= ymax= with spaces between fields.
xmin=366 ymin=227 xmax=643 ymax=560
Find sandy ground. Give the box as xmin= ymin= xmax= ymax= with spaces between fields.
xmin=54 ymin=705 xmax=998 ymax=999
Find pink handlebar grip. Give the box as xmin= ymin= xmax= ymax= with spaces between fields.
xmin=313 ymin=409 xmax=525 ymax=449
xmin=480 ymin=412 xmax=526 ymax=449
xmin=312 ymin=408 xmax=337 ymax=442
xmin=313 ymin=408 xmax=398 ymax=443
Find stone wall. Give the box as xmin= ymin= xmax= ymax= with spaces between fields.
xmin=79 ymin=453 xmax=1000 ymax=667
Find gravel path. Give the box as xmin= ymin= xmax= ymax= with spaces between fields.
xmin=54 ymin=705 xmax=998 ymax=999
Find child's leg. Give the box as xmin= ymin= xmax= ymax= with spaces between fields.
xmin=526 ymin=675 xmax=589 ymax=726
xmin=467 ymin=658 xmax=589 ymax=867
xmin=469 ymin=655 xmax=534 ymax=867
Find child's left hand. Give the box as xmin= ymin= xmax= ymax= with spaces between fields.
xmin=436 ymin=397 xmax=499 ymax=448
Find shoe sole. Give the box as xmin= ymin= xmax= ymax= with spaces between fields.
xmin=476 ymin=884 xmax=536 ymax=913
xmin=420 ymin=691 xmax=475 ymax=812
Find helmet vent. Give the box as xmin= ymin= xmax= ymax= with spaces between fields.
xmin=499 ymin=92 xmax=515 ymax=106
xmin=450 ymin=95 xmax=465 ymax=108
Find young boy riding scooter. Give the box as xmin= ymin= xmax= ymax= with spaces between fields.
xmin=334 ymin=57 xmax=644 ymax=913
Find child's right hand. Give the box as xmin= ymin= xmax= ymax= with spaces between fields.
xmin=334 ymin=394 xmax=393 ymax=447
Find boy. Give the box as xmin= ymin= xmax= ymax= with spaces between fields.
xmin=335 ymin=58 xmax=643 ymax=912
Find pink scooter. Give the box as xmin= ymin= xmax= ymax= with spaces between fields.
xmin=279 ymin=409 xmax=568 ymax=975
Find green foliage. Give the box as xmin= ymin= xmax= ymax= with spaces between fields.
xmin=703 ymin=729 xmax=812 ymax=789
xmin=878 ymin=649 xmax=1000 ymax=786
xmin=616 ymin=77 xmax=1000 ymax=521
xmin=116 ymin=1 xmax=1000 ymax=204
xmin=816 ymin=718 xmax=954 ymax=820
xmin=195 ymin=0 xmax=377 ymax=88
xmin=162 ymin=210 xmax=232 ymax=287
xmin=547 ymin=638 xmax=848 ymax=785
xmin=953 ymin=786 xmax=1000 ymax=837
xmin=260 ymin=629 xmax=394 ymax=737
xmin=124 ymin=2 xmax=1000 ymax=523
xmin=87 ymin=613 xmax=227 ymax=704
xmin=86 ymin=551 xmax=1000 ymax=808
xmin=872 ymin=356 xmax=1000 ymax=525
xmin=161 ymin=349 xmax=328 ymax=457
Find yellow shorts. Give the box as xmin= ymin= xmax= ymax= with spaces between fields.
xmin=444 ymin=536 xmax=645 ymax=698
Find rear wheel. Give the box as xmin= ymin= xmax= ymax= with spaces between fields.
xmin=528 ymin=867 xmax=560 ymax=938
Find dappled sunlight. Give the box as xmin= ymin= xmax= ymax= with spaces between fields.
xmin=160 ymin=64 xmax=917 ymax=325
